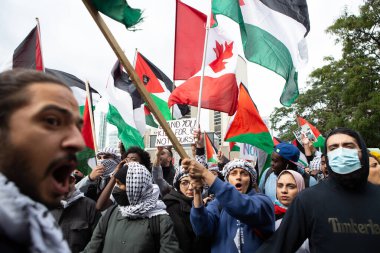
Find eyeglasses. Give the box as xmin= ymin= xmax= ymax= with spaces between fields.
xmin=180 ymin=181 xmax=190 ymax=187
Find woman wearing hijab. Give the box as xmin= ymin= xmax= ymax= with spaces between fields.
xmin=163 ymin=169 xmax=211 ymax=253
xmin=275 ymin=170 xmax=309 ymax=253
xmin=274 ymin=170 xmax=305 ymax=220
xmin=83 ymin=162 xmax=181 ymax=253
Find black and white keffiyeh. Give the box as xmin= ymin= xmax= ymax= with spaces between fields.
xmin=60 ymin=188 xmax=84 ymax=209
xmin=119 ymin=162 xmax=167 ymax=218
xmin=223 ymin=159 xmax=257 ymax=184
xmin=0 ymin=173 xmax=70 ymax=253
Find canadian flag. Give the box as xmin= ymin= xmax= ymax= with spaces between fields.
xmin=168 ymin=15 xmax=239 ymax=116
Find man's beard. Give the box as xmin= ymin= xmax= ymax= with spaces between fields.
xmin=329 ymin=167 xmax=368 ymax=190
xmin=0 ymin=139 xmax=72 ymax=209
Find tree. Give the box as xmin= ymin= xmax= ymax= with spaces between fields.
xmin=270 ymin=0 xmax=380 ymax=147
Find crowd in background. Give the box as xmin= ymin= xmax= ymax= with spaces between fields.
xmin=1 ymin=69 xmax=380 ymax=253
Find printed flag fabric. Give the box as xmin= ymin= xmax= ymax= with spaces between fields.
xmin=212 ymin=0 xmax=310 ymax=106
xmin=13 ymin=25 xmax=43 ymax=71
xmin=168 ymin=16 xmax=239 ymax=116
xmin=205 ymin=133 xmax=218 ymax=163
xmin=297 ymin=116 xmax=325 ymax=148
xmin=224 ymin=83 xmax=274 ymax=154
xmin=229 ymin=142 xmax=240 ymax=152
xmin=46 ymin=68 xmax=100 ymax=175
xmin=273 ymin=137 xmax=283 ymax=146
xmin=174 ymin=0 xmax=207 ymax=80
xmin=92 ymin=0 xmax=143 ymax=30
xmin=135 ymin=52 xmax=189 ymax=128
xmin=103 ymin=60 xmax=145 ymax=149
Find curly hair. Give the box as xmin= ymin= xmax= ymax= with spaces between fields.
xmin=125 ymin=146 xmax=152 ymax=172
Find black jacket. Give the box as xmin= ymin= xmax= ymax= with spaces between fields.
xmin=162 ymin=164 xmax=176 ymax=186
xmin=257 ymin=179 xmax=380 ymax=253
xmin=163 ymin=189 xmax=211 ymax=253
xmin=51 ymin=196 xmax=100 ymax=253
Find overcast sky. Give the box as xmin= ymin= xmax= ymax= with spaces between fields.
xmin=0 ymin=0 xmax=364 ymax=120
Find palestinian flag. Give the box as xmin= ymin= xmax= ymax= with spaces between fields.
xmin=273 ymin=137 xmax=283 ymax=146
xmin=13 ymin=25 xmax=43 ymax=71
xmin=297 ymin=116 xmax=325 ymax=148
xmin=135 ymin=52 xmax=189 ymax=128
xmin=212 ymin=0 xmax=310 ymax=106
xmin=46 ymin=68 xmax=100 ymax=175
xmin=205 ymin=132 xmax=218 ymax=163
xmin=229 ymin=142 xmax=240 ymax=152
xmin=168 ymin=15 xmax=239 ymax=116
xmin=174 ymin=0 xmax=207 ymax=80
xmin=224 ymin=83 xmax=274 ymax=154
xmin=92 ymin=0 xmax=143 ymax=30
xmin=103 ymin=60 xmax=145 ymax=149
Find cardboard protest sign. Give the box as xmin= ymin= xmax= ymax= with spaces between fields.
xmin=155 ymin=118 xmax=197 ymax=146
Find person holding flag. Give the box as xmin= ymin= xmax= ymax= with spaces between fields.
xmin=182 ymin=156 xmax=274 ymax=253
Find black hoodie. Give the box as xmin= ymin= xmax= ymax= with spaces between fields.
xmin=163 ymin=189 xmax=211 ymax=253
xmin=257 ymin=128 xmax=380 ymax=253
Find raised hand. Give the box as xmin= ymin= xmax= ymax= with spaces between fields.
xmin=193 ymin=128 xmax=204 ymax=148
xmin=89 ymin=165 xmax=104 ymax=181
xmin=181 ymin=158 xmax=206 ymax=180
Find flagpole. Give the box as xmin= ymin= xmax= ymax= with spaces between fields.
xmin=195 ymin=0 xmax=212 ymax=128
xmin=221 ymin=114 xmax=231 ymax=151
xmin=133 ymin=48 xmax=138 ymax=67
xmin=82 ymin=0 xmax=188 ymax=159
xmin=172 ymin=0 xmax=179 ymax=121
xmin=204 ymin=132 xmax=208 ymax=161
xmin=85 ymin=81 xmax=98 ymax=155
xmin=35 ymin=17 xmax=45 ymax=72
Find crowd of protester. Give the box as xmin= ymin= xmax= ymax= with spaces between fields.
xmin=0 ymin=69 xmax=379 ymax=253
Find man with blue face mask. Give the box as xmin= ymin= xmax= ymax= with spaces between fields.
xmin=257 ymin=127 xmax=380 ymax=253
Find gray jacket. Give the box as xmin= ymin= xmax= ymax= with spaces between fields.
xmin=82 ymin=208 xmax=182 ymax=253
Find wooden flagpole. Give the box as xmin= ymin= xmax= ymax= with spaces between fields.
xmin=85 ymin=81 xmax=98 ymax=155
xmin=82 ymin=0 xmax=188 ymax=159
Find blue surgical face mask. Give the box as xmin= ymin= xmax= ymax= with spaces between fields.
xmin=327 ymin=148 xmax=361 ymax=174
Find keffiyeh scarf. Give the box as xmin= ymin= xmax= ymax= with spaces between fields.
xmin=60 ymin=188 xmax=84 ymax=209
xmin=0 ymin=173 xmax=70 ymax=253
xmin=119 ymin=162 xmax=167 ymax=218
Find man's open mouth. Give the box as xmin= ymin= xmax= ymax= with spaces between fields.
xmin=235 ymin=183 xmax=242 ymax=190
xmin=50 ymin=159 xmax=77 ymax=194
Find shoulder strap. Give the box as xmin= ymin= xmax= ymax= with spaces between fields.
xmin=149 ymin=215 xmax=161 ymax=253
xmin=263 ymin=168 xmax=274 ymax=193
xmin=102 ymin=205 xmax=117 ymax=236
xmin=303 ymin=172 xmax=310 ymax=188
xmin=98 ymin=205 xmax=117 ymax=253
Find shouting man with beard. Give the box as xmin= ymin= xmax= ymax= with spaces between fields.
xmin=0 ymin=69 xmax=85 ymax=252
xmin=257 ymin=127 xmax=380 ymax=253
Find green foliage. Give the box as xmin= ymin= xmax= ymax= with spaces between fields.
xmin=270 ymin=0 xmax=380 ymax=147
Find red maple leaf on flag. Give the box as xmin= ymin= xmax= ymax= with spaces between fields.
xmin=239 ymin=0 xmax=245 ymax=6
xmin=209 ymin=41 xmax=234 ymax=73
